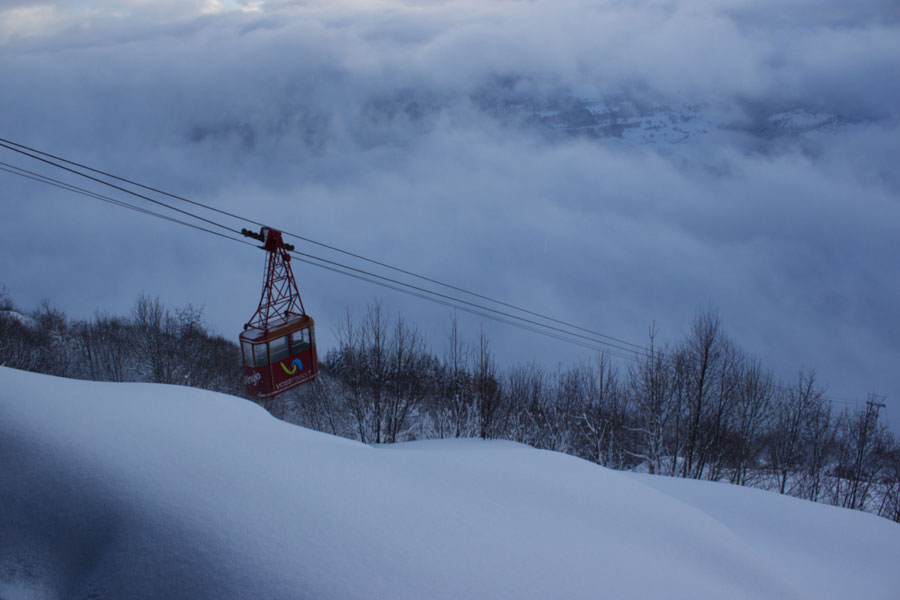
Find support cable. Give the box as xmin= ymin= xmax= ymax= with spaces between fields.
xmin=0 ymin=138 xmax=872 ymax=404
xmin=0 ymin=160 xmax=637 ymax=358
xmin=287 ymin=246 xmax=643 ymax=356
xmin=0 ymin=162 xmax=255 ymax=247
xmin=0 ymin=141 xmax=241 ymax=237
xmin=0 ymin=150 xmax=870 ymax=404
xmin=0 ymin=136 xmax=647 ymax=352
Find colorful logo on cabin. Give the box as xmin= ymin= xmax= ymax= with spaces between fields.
xmin=280 ymin=358 xmax=303 ymax=375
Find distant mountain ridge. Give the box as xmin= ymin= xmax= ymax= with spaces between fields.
xmin=187 ymin=78 xmax=872 ymax=153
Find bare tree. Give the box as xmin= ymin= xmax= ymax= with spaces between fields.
xmin=876 ymin=434 xmax=900 ymax=522
xmin=474 ymin=328 xmax=502 ymax=439
xmin=132 ymin=294 xmax=179 ymax=384
xmin=627 ymin=327 xmax=674 ymax=474
xmin=383 ymin=316 xmax=430 ymax=443
xmin=681 ymin=307 xmax=726 ymax=479
xmin=77 ymin=312 xmax=133 ymax=382
xmin=279 ymin=371 xmax=351 ymax=438
xmin=727 ymin=358 xmax=774 ymax=486
xmin=0 ymin=284 xmax=12 ymax=311
xmin=832 ymin=398 xmax=891 ymax=510
xmin=768 ymin=369 xmax=825 ymax=495
xmin=543 ymin=366 xmax=578 ymax=454
xmin=580 ymin=355 xmax=627 ymax=468
xmin=799 ymin=394 xmax=834 ymax=501
xmin=507 ymin=363 xmax=548 ymax=448
xmin=333 ymin=307 xmax=370 ymax=442
xmin=439 ymin=312 xmax=475 ymax=438
xmin=0 ymin=306 xmax=41 ymax=372
xmin=362 ymin=301 xmax=390 ymax=443
xmin=700 ymin=339 xmax=741 ymax=481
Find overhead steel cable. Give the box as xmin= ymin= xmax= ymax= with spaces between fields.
xmin=0 ymin=162 xmax=256 ymax=247
xmin=0 ymin=136 xmax=648 ymax=353
xmin=0 ymin=136 xmax=258 ymax=229
xmin=15 ymin=136 xmax=869 ymax=396
xmin=286 ymin=246 xmax=645 ymax=357
xmin=0 ymin=157 xmax=640 ymax=358
xmin=289 ymin=252 xmax=637 ymax=358
xmin=0 ymin=144 xmax=875 ymax=405
xmin=0 ymin=141 xmax=241 ymax=238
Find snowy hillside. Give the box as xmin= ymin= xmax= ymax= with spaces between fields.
xmin=1 ymin=367 xmax=898 ymax=600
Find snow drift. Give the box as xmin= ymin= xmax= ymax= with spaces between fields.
xmin=1 ymin=366 xmax=898 ymax=599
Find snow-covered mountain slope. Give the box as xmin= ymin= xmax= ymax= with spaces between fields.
xmin=1 ymin=366 xmax=898 ymax=599
xmin=628 ymin=472 xmax=900 ymax=600
xmin=474 ymin=88 xmax=870 ymax=148
xmin=189 ymin=80 xmax=871 ymax=154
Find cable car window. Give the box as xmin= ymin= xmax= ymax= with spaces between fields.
xmin=269 ymin=335 xmax=290 ymax=363
xmin=253 ymin=343 xmax=269 ymax=367
xmin=242 ymin=341 xmax=254 ymax=367
xmin=290 ymin=329 xmax=310 ymax=354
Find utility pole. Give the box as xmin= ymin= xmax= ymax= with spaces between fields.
xmin=866 ymin=392 xmax=887 ymax=420
xmin=845 ymin=392 xmax=888 ymax=510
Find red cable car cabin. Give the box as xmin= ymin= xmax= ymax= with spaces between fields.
xmin=239 ymin=226 xmax=318 ymax=398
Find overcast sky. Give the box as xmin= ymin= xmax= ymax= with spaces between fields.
xmin=1 ymin=0 xmax=898 ymax=427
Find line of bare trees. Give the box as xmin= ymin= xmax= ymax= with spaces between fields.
xmin=2 ymin=288 xmax=898 ymax=522
xmin=0 ymin=290 xmax=241 ymax=393
xmin=276 ymin=302 xmax=900 ymax=522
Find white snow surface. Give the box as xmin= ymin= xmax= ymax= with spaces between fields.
xmin=1 ymin=366 xmax=898 ymax=599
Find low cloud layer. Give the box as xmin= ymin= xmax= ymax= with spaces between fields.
xmin=2 ymin=0 xmax=898 ymax=425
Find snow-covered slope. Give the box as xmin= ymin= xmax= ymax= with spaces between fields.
xmin=1 ymin=366 xmax=898 ymax=599
xmin=628 ymin=473 xmax=900 ymax=600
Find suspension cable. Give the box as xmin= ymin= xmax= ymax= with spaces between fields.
xmin=0 ymin=162 xmax=253 ymax=246
xmin=0 ymin=143 xmax=871 ymax=404
xmin=0 ymin=157 xmax=640 ymax=359
xmin=0 ymin=136 xmax=647 ymax=352
xmin=0 ymin=141 xmax=241 ymax=237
